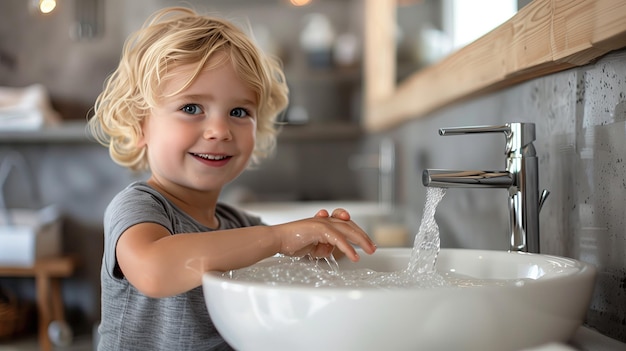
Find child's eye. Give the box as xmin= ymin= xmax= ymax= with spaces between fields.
xmin=181 ymin=104 xmax=203 ymax=115
xmin=230 ymin=107 xmax=250 ymax=118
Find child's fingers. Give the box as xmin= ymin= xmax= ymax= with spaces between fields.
xmin=331 ymin=208 xmax=351 ymax=221
xmin=314 ymin=208 xmax=351 ymax=221
xmin=331 ymin=233 xmax=362 ymax=261
xmin=319 ymin=218 xmax=377 ymax=257
xmin=318 ymin=222 xmax=375 ymax=261
xmin=341 ymin=226 xmax=377 ymax=255
xmin=314 ymin=209 xmax=330 ymax=218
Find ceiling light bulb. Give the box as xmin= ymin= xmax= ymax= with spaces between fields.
xmin=290 ymin=0 xmax=312 ymax=6
xmin=39 ymin=0 xmax=57 ymax=14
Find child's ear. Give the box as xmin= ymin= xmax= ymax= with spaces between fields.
xmin=136 ymin=138 xmax=146 ymax=148
xmin=136 ymin=130 xmax=146 ymax=147
xmin=136 ymin=118 xmax=148 ymax=147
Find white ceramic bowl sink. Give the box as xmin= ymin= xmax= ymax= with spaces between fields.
xmin=203 ymin=248 xmax=596 ymax=351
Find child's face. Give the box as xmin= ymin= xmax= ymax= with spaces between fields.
xmin=139 ymin=53 xmax=258 ymax=195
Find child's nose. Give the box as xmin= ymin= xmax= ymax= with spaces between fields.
xmin=203 ymin=115 xmax=233 ymax=140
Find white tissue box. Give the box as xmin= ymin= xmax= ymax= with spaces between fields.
xmin=0 ymin=205 xmax=62 ymax=267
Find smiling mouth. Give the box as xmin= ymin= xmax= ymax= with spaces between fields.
xmin=191 ymin=153 xmax=231 ymax=161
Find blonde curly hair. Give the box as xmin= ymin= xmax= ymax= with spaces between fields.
xmin=88 ymin=7 xmax=289 ymax=171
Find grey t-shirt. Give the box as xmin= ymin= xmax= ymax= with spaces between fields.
xmin=98 ymin=181 xmax=263 ymax=351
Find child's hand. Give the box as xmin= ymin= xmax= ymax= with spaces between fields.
xmin=274 ymin=208 xmax=376 ymax=262
xmin=310 ymin=208 xmax=351 ymax=259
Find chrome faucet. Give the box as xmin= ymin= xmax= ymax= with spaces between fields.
xmin=422 ymin=123 xmax=549 ymax=253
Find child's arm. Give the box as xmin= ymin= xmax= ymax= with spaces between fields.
xmin=115 ymin=212 xmax=375 ymax=298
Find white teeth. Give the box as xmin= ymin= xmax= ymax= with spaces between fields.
xmin=195 ymin=153 xmax=227 ymax=160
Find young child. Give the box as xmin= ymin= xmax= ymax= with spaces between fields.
xmin=88 ymin=6 xmax=376 ymax=351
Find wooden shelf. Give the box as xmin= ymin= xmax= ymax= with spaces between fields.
xmin=277 ymin=122 xmax=362 ymax=141
xmin=285 ymin=65 xmax=361 ymax=83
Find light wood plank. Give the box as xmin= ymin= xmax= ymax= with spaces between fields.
xmin=363 ymin=0 xmax=396 ymax=108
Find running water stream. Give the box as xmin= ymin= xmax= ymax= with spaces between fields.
xmin=225 ymin=187 xmax=453 ymax=288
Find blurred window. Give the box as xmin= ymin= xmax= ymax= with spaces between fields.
xmin=443 ymin=0 xmax=517 ymax=49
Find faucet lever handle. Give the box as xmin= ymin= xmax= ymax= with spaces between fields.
xmin=538 ymin=189 xmax=550 ymax=212
xmin=439 ymin=123 xmax=536 ymax=154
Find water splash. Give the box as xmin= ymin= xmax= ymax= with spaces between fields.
xmin=225 ymin=187 xmax=449 ymax=288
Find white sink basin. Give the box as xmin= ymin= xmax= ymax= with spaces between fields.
xmin=202 ymin=248 xmax=596 ymax=351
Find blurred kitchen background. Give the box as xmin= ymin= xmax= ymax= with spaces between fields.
xmin=2 ymin=0 xmax=626 ymax=349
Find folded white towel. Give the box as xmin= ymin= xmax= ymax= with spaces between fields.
xmin=0 ymin=84 xmax=61 ymax=130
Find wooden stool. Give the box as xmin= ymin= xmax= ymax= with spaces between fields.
xmin=0 ymin=256 xmax=76 ymax=351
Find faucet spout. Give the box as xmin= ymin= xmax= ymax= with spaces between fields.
xmin=422 ymin=170 xmax=513 ymax=188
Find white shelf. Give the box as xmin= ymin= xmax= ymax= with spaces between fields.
xmin=0 ymin=121 xmax=94 ymax=144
